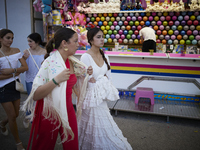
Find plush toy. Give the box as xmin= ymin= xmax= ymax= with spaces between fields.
xmin=54 ymin=0 xmax=66 ymax=9
xmin=42 ymin=0 xmax=52 ymax=14
xmin=189 ymin=0 xmax=199 ymax=11
xmin=33 ymin=0 xmax=42 ymax=12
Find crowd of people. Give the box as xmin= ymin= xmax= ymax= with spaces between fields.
xmin=0 ymin=27 xmax=132 ymax=150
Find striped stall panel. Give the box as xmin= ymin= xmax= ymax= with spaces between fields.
xmin=111 ymin=63 xmax=200 ymax=78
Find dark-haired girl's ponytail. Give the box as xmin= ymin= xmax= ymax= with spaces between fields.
xmin=99 ymin=49 xmax=110 ymax=70
xmin=40 ymin=41 xmax=46 ymax=47
xmin=45 ymin=38 xmax=54 ymax=59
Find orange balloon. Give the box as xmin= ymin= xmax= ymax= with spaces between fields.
xmin=94 ymin=21 xmax=98 ymax=26
xmin=103 ymin=21 xmax=108 ymax=26
xmin=162 ymin=30 xmax=167 ymax=35
xmin=126 ymin=25 xmax=131 ymax=30
xmin=162 ymin=39 xmax=167 ymax=44
xmin=139 ymin=39 xmax=142 ymax=44
xmin=96 ymin=17 xmax=100 ymax=22
xmin=177 ymin=35 xmax=182 ymax=40
xmin=140 ymin=21 xmax=145 ymax=26
xmin=143 ymin=16 xmax=148 ymax=21
xmin=154 ymin=25 xmax=158 ymax=30
xmin=103 ymin=13 xmax=108 ymax=17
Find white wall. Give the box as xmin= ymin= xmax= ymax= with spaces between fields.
xmin=0 ymin=0 xmax=32 ymax=91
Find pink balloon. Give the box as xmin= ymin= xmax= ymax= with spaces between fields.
xmin=116 ymin=34 xmax=120 ymax=39
xmin=121 ymin=34 xmax=125 ymax=39
xmin=110 ymin=25 xmax=115 ymax=30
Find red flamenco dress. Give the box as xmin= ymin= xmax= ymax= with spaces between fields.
xmin=27 ymin=59 xmax=78 ymax=150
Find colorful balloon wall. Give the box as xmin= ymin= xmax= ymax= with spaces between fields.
xmin=86 ymin=12 xmax=200 ymax=45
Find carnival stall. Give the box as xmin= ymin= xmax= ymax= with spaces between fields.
xmin=34 ymin=0 xmax=200 ymax=120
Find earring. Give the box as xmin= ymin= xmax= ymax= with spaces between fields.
xmin=64 ymin=47 xmax=68 ymax=51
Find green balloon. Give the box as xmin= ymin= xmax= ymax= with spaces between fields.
xmin=91 ymin=17 xmax=95 ymax=22
xmin=189 ymin=35 xmax=194 ymax=40
xmin=108 ymin=30 xmax=112 ymax=35
xmin=108 ymin=21 xmax=113 ymax=26
xmin=128 ymin=30 xmax=133 ymax=35
xmin=129 ymin=21 xmax=134 ymax=26
xmin=113 ymin=30 xmax=118 ymax=35
xmin=126 ymin=34 xmax=131 ymax=39
xmin=186 ymin=40 xmax=191 ymax=45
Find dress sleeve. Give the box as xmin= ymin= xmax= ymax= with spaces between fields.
xmin=105 ymin=54 xmax=112 ymax=80
xmin=80 ymin=53 xmax=91 ymax=68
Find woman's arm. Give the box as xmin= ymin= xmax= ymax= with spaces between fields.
xmin=17 ymin=57 xmax=28 ymax=73
xmin=33 ymin=68 xmax=70 ymax=101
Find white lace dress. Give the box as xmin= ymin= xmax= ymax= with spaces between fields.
xmin=78 ymin=53 xmax=132 ymax=150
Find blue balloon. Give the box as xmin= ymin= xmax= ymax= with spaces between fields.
xmin=115 ymin=25 xmax=120 ymax=30
xmin=197 ymin=15 xmax=200 ymax=21
xmin=98 ymin=21 xmax=103 ymax=26
xmin=140 ymin=12 xmax=145 ymax=16
xmin=119 ymin=13 xmax=123 ymax=17
xmin=129 ymin=13 xmax=134 ymax=17
xmin=105 ymin=34 xmax=110 ymax=39
xmin=118 ymin=21 xmax=123 ymax=26
xmin=168 ymin=39 xmax=172 ymax=44
xmin=104 ymin=39 xmax=107 ymax=43
xmin=181 ymin=12 xmax=187 ymax=16
xmin=145 ymin=21 xmax=150 ymax=26
xmin=180 ymin=30 xmax=185 ymax=35
xmin=123 ymin=30 xmax=128 ymax=35
xmin=172 ymin=25 xmax=177 ymax=30
xmin=192 ymin=39 xmax=197 ymax=45
xmin=178 ymin=16 xmax=183 ymax=21
xmin=187 ymin=11 xmax=193 ymax=16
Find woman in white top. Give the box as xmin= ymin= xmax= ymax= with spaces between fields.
xmin=0 ymin=29 xmax=28 ymax=150
xmin=22 ymin=33 xmax=46 ymax=128
xmin=78 ymin=27 xmax=132 ymax=150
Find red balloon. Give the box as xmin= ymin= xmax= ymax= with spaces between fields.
xmin=134 ymin=30 xmax=139 ymax=35
xmin=193 ymin=20 xmax=199 ymax=26
xmin=118 ymin=38 xmax=123 ymax=43
xmin=156 ymin=39 xmax=161 ymax=43
xmin=168 ymin=21 xmax=174 ymax=26
xmin=137 ymin=25 xmax=142 ymax=30
xmin=187 ymin=20 xmax=193 ymax=26
xmin=166 ymin=16 xmax=171 ymax=21
xmin=124 ymin=21 xmax=129 ymax=26
xmin=113 ymin=13 xmax=118 ymax=17
xmin=187 ymin=30 xmax=192 ymax=35
xmin=156 ymin=30 xmax=162 ymax=35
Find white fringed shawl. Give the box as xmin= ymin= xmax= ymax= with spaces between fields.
xmin=21 ymin=50 xmax=88 ymax=143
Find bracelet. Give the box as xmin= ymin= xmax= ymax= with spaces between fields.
xmin=14 ymin=68 xmax=17 ymax=74
xmin=52 ymin=78 xmax=60 ymax=86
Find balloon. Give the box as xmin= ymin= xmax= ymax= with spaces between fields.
xmin=165 ymin=26 xmax=170 ymax=30
xmin=156 ymin=30 xmax=161 ymax=35
xmin=192 ymin=40 xmax=197 ymax=45
xmin=128 ymin=30 xmax=133 ymax=35
xmin=121 ymin=26 xmax=126 ymax=30
xmin=113 ymin=13 xmax=118 ymax=17
xmin=162 ymin=39 xmax=166 ymax=44
xmin=165 ymin=35 xmax=170 ymax=40
xmin=160 ymin=16 xmax=165 ymax=21
xmin=171 ymin=25 xmax=176 ymax=30
xmin=171 ymin=35 xmax=176 ymax=40
xmin=151 ymin=21 xmax=156 ymax=26
xmin=187 ymin=20 xmax=193 ymax=25
xmin=123 ymin=30 xmax=128 ymax=35
xmin=132 ymin=34 xmax=136 ymax=39
xmin=193 ymin=20 xmax=199 ymax=26
xmin=115 ymin=34 xmax=120 ymax=39
xmin=116 ymin=17 xmax=120 ymax=21
xmin=168 ymin=39 xmax=172 ymax=44
xmin=108 ymin=38 xmax=112 ymax=43
xmin=195 ymin=35 xmax=200 ymax=40
xmin=138 ymin=16 xmax=142 ymax=21
xmin=137 ymin=35 xmax=140 ymax=39
xmin=140 ymin=21 xmax=145 ymax=26
xmin=157 ymin=21 xmax=162 ymax=26
xmin=98 ymin=21 xmax=103 ymax=26
xmin=177 ymin=35 xmax=182 ymax=40
xmin=126 ymin=25 xmax=131 ymax=30
xmin=113 ymin=30 xmax=118 ymax=35
xmin=159 ymin=35 xmax=164 ymax=40
xmin=118 ymin=39 xmax=123 ymax=43
xmin=121 ymin=16 xmax=126 ymax=21
xmin=154 ymin=25 xmax=158 ymax=30
xmin=115 ymin=25 xmax=120 ymax=30
xmin=163 ymin=12 xmax=168 ymax=16
xmin=132 ymin=26 xmax=136 ymax=30
xmin=104 ymin=38 xmax=107 ymax=43
xmin=135 ymin=12 xmax=139 ymax=17
xmin=103 ymin=30 xmax=107 ymax=34
xmin=184 ymin=15 xmax=189 ymax=20
xmin=98 ymin=13 xmax=103 ymax=17
xmin=108 ymin=30 xmax=112 ymax=35
xmin=88 ymin=14 xmax=92 ymax=17
xmin=196 ymin=25 xmax=200 ymax=31
xmin=113 ymin=39 xmax=117 ymax=43
xmin=127 ymin=16 xmax=131 ymax=21
xmin=101 ymin=26 xmax=105 ymax=31
xmin=108 ymin=13 xmax=112 ymax=17
xmin=163 ymin=21 xmax=168 ymax=26
xmin=190 ymin=25 xmax=195 ymax=31
xmin=132 ymin=16 xmax=136 ymax=21
xmin=135 ymin=21 xmax=139 ymax=26
xmin=177 ymin=25 xmax=183 ymax=31
xmin=162 ymin=30 xmax=167 ymax=35
xmin=181 ymin=20 xmax=186 ymax=25
xmin=93 ymin=21 xmax=98 ymax=26
xmin=111 ymin=17 xmax=115 ymax=22
xmin=169 ymin=12 xmax=174 ymax=16
xmin=137 ymin=25 xmax=142 ymax=30
xmin=180 ymin=30 xmax=185 ymax=35
xmin=145 ymin=21 xmax=150 ymax=26
xmin=184 ymin=25 xmax=189 ymax=31
xmin=180 ymin=39 xmax=185 ymax=44
xmin=118 ymin=29 xmax=123 ymax=35
xmin=134 ymin=30 xmax=139 ymax=35
xmin=190 ymin=15 xmax=195 ymax=20
xmin=118 ymin=13 xmax=123 ymax=17
xmin=152 ymin=12 xmax=156 ymax=16
xmin=129 ymin=21 xmax=134 ymax=26
xmin=175 ymin=21 xmax=180 ymax=26
xmin=129 ymin=39 xmax=133 ymax=44
xmin=156 ymin=39 xmax=161 ymax=43
xmin=126 ymin=34 xmax=131 ymax=39
xmin=178 ymin=16 xmax=183 ymax=21
xmin=168 ymin=30 xmax=173 ymax=35
xmin=106 ymin=17 xmax=110 ymax=21
xmin=134 ymin=39 xmax=139 ymax=44
xmin=118 ymin=21 xmax=123 ymax=26
xmin=166 ymin=16 xmax=171 ymax=21
xmin=197 ymin=16 xmax=200 ymax=21
xmin=174 ymin=30 xmax=179 ymax=35
xmin=103 ymin=21 xmax=107 ymax=26
xmin=110 ymin=25 xmax=115 ymax=30
xmin=123 ymin=39 xmax=128 ymax=43
xmin=148 ymin=16 xmax=153 ymax=21
xmin=172 ymin=16 xmax=177 ymax=21
xmin=143 ymin=16 xmax=148 ymax=21
xmin=159 ymin=25 xmax=164 ymax=30
xmin=121 ymin=34 xmax=125 ymax=39
xmin=130 ymin=13 xmax=134 ymax=17
xmin=101 ymin=17 xmax=105 ymax=21
xmin=146 ymin=12 xmax=150 ymax=16
xmin=108 ymin=21 xmax=113 ymax=26
xmin=124 ymin=21 xmax=129 ymax=26
xmin=106 ymin=25 xmax=110 ymax=30
xmin=113 ymin=21 xmax=118 ymax=26
xmin=91 ymin=17 xmax=95 ymax=22
xmin=183 ymin=35 xmax=188 ymax=40
xmin=186 ymin=40 xmax=191 ymax=45
xmin=154 ymin=16 xmax=159 ymax=21
xmin=173 ymin=39 xmax=179 ymax=44
xmin=181 ymin=12 xmax=186 ymax=16
xmin=105 ymin=34 xmax=110 ymax=39
xmin=168 ymin=21 xmax=173 ymax=26
xmin=194 ymin=12 xmax=199 ymax=16
xmin=110 ymin=34 xmax=115 ymax=39
xmin=187 ymin=30 xmax=192 ymax=35
xmin=189 ymin=35 xmax=194 ymax=40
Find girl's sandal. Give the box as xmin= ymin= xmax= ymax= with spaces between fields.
xmin=16 ymin=142 xmax=25 ymax=150
xmin=0 ymin=121 xmax=8 ymax=136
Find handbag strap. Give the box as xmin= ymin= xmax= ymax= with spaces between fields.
xmin=0 ymin=50 xmax=17 ymax=80
xmin=27 ymin=49 xmax=40 ymax=70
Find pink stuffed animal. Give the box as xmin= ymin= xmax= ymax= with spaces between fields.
xmin=33 ymin=0 xmax=42 ymax=12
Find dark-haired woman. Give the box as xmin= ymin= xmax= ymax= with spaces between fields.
xmin=0 ymin=29 xmax=28 ymax=150
xmin=21 ymin=28 xmax=93 ymax=150
xmin=78 ymin=27 xmax=132 ymax=150
xmin=22 ymin=33 xmax=46 ymax=128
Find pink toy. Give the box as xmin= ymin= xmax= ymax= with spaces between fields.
xmin=33 ymin=0 xmax=42 ymax=12
xmin=135 ymin=87 xmax=154 ymax=105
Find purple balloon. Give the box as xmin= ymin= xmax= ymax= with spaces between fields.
xmin=184 ymin=15 xmax=189 ymax=20
xmin=193 ymin=30 xmax=198 ymax=35
xmin=121 ymin=34 xmax=125 ymax=39
xmin=132 ymin=34 xmax=136 ymax=39
xmin=132 ymin=26 xmax=136 ymax=30
xmin=137 ymin=35 xmax=140 ymax=39
xmin=132 ymin=16 xmax=136 ymax=21
xmin=86 ymin=17 xmax=90 ymax=22
xmin=172 ymin=16 xmax=177 ymax=21
xmin=152 ymin=12 xmax=156 ymax=16
xmin=116 ymin=34 xmax=120 ymax=39
xmin=113 ymin=21 xmax=118 ymax=26
xmin=159 ymin=25 xmax=164 ymax=30
xmin=171 ymin=35 xmax=176 ymax=40
xmin=196 ymin=35 xmax=200 ymax=40
xmin=138 ymin=16 xmax=142 ymax=21
xmin=175 ymin=21 xmax=180 ymax=26
xmin=160 ymin=16 xmax=165 ymax=21
xmin=169 ymin=12 xmax=174 ymax=16
xmin=174 ymin=30 xmax=179 ymax=35
xmin=110 ymin=34 xmax=115 ymax=39
xmin=157 ymin=21 xmax=162 ymax=26
xmin=165 ymin=35 xmax=170 ymax=40
xmin=181 ymin=20 xmax=186 ymax=25
xmin=118 ymin=29 xmax=123 ymax=35
xmin=148 ymin=16 xmax=153 ymax=21
xmin=127 ymin=16 xmax=131 ymax=21
xmin=194 ymin=12 xmax=199 ymax=16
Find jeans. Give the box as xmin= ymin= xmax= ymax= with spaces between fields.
xmin=26 ymin=82 xmax=33 ymax=95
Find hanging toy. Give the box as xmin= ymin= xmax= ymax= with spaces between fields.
xmin=33 ymin=0 xmax=42 ymax=12
xmin=42 ymin=0 xmax=52 ymax=14
xmin=66 ymin=12 xmax=74 ymax=25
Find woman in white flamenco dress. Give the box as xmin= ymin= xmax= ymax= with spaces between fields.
xmin=78 ymin=27 xmax=132 ymax=150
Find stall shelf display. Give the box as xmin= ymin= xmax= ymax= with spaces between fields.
xmin=86 ymin=11 xmax=200 ymax=45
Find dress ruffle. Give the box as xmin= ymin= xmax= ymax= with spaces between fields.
xmin=78 ymin=102 xmax=132 ymax=150
xmin=82 ymin=76 xmax=119 ymax=109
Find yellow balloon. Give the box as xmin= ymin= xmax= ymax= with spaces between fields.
xmin=146 ymin=12 xmax=151 ymax=16
xmin=106 ymin=25 xmax=110 ymax=30
xmin=134 ymin=39 xmax=139 ymax=44
xmin=108 ymin=13 xmax=112 ymax=17
xmin=101 ymin=26 xmax=105 ymax=31
xmin=103 ymin=30 xmax=107 ymax=34
xmin=98 ymin=13 xmax=103 ymax=17
xmin=108 ymin=38 xmax=112 ymax=43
